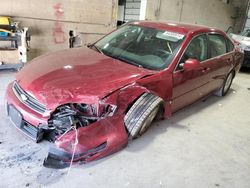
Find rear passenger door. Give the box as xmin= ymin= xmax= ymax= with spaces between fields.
xmin=207 ymin=34 xmax=234 ymax=91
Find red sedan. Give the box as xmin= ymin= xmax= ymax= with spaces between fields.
xmin=5 ymin=21 xmax=243 ymax=168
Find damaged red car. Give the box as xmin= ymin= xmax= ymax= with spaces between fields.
xmin=5 ymin=21 xmax=243 ymax=168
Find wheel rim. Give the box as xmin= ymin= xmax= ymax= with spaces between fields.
xmin=223 ymin=73 xmax=233 ymax=94
xmin=139 ymin=107 xmax=159 ymax=135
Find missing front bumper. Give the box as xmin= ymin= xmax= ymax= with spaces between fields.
xmin=43 ymin=147 xmax=72 ymax=169
xmin=43 ymin=142 xmax=107 ymax=169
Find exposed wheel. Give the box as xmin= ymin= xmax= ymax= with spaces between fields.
xmin=124 ymin=93 xmax=163 ymax=139
xmin=214 ymin=71 xmax=234 ymax=97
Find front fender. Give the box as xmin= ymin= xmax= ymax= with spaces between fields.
xmin=43 ymin=84 xmax=155 ymax=168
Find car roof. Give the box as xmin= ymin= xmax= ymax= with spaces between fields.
xmin=131 ymin=21 xmax=223 ymax=35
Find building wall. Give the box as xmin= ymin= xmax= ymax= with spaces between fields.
xmin=0 ymin=0 xmax=247 ymax=61
xmin=145 ymin=0 xmax=237 ymax=32
xmin=238 ymin=0 xmax=250 ymax=32
xmin=0 ymin=0 xmax=118 ymax=59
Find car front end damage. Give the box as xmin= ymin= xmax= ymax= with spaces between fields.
xmin=43 ymin=115 xmax=127 ymax=169
xmin=6 ymin=80 xmax=148 ymax=168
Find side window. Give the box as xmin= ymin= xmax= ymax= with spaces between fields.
xmin=208 ymin=34 xmax=227 ymax=58
xmin=226 ymin=38 xmax=235 ymax=52
xmin=180 ymin=34 xmax=208 ymax=64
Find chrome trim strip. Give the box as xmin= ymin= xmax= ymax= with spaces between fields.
xmin=12 ymin=81 xmax=46 ymax=114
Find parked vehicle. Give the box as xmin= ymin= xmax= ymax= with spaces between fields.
xmin=230 ymin=29 xmax=250 ymax=68
xmin=5 ymin=21 xmax=243 ymax=168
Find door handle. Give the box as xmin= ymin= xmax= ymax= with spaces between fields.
xmin=201 ymin=67 xmax=210 ymax=73
xmin=226 ymin=58 xmax=232 ymax=62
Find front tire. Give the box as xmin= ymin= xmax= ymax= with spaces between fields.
xmin=124 ymin=93 xmax=163 ymax=139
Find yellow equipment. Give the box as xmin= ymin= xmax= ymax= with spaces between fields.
xmin=0 ymin=16 xmax=10 ymax=25
xmin=0 ymin=16 xmax=30 ymax=70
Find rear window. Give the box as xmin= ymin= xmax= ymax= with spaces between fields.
xmin=208 ymin=34 xmax=227 ymax=57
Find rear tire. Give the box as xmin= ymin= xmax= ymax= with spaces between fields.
xmin=214 ymin=71 xmax=234 ymax=97
xmin=124 ymin=93 xmax=163 ymax=139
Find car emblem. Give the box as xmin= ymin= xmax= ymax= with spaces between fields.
xmin=20 ymin=94 xmax=28 ymax=101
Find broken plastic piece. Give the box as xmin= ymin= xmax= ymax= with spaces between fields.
xmin=43 ymin=142 xmax=107 ymax=169
xmin=43 ymin=146 xmax=71 ymax=169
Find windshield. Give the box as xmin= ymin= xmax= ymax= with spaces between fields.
xmin=93 ymin=24 xmax=185 ymax=70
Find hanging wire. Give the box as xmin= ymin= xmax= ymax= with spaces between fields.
xmin=54 ymin=123 xmax=79 ymax=175
xmin=67 ymin=123 xmax=79 ymax=175
xmin=57 ymin=126 xmax=74 ymax=141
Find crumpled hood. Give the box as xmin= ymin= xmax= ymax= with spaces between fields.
xmin=16 ymin=47 xmax=154 ymax=109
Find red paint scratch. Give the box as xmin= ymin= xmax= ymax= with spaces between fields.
xmin=53 ymin=21 xmax=66 ymax=44
xmin=53 ymin=3 xmax=64 ymax=18
xmin=52 ymin=3 xmax=66 ymax=44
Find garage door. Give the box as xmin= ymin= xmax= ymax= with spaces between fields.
xmin=125 ymin=0 xmax=141 ymax=21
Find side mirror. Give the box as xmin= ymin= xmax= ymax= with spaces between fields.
xmin=183 ymin=58 xmax=201 ymax=70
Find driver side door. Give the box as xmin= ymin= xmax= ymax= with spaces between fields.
xmin=172 ymin=34 xmax=212 ymax=112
